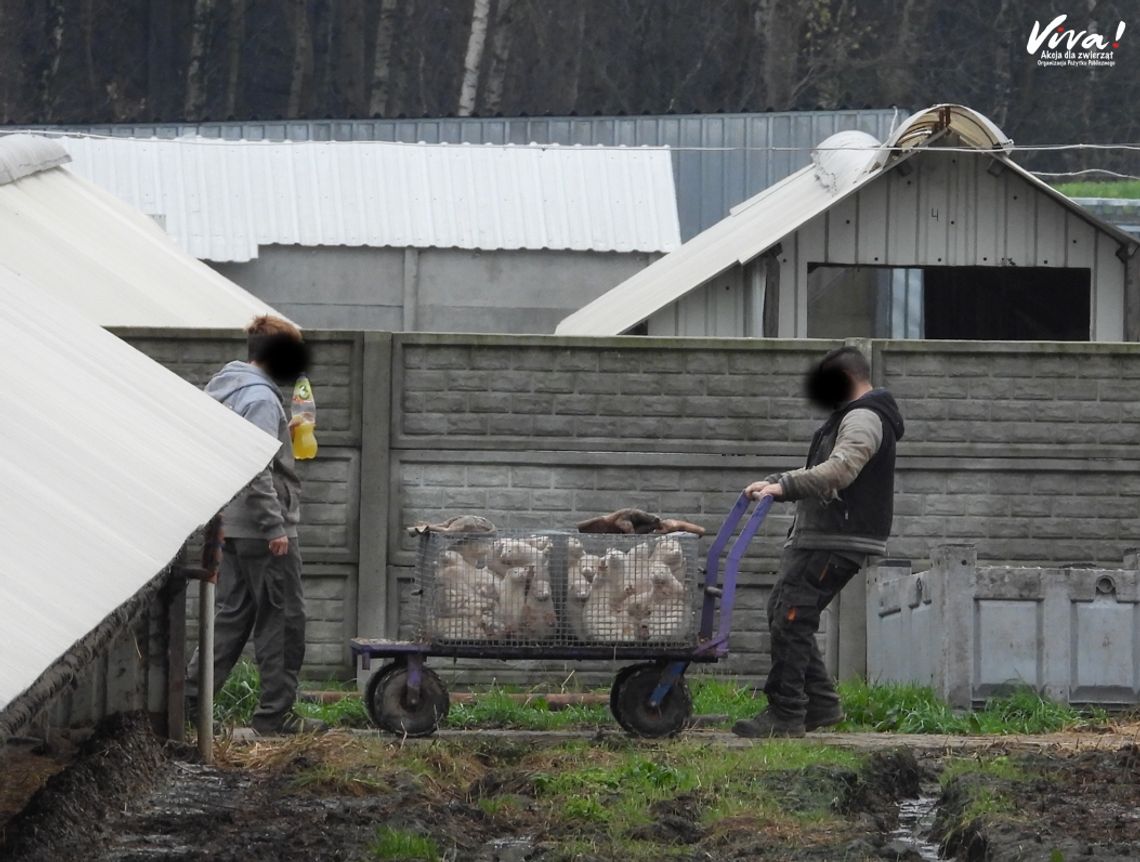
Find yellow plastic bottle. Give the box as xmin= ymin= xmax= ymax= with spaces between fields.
xmin=291 ymin=375 xmax=318 ymax=460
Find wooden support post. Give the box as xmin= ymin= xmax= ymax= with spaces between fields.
xmin=197 ymin=579 xmax=214 ymax=764
xmin=196 ymin=515 xmax=223 ymax=765
xmin=166 ymin=575 xmax=187 ymax=742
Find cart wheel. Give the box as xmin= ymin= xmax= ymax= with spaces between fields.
xmin=610 ymin=662 xmax=692 ymax=738
xmin=363 ymin=660 xmax=404 ymax=726
xmin=367 ymin=665 xmax=449 ymax=737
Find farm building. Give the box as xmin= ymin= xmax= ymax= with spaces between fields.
xmin=36 ymin=109 xmax=903 ymax=241
xmin=557 ymin=104 xmax=1140 ymax=342
xmin=0 ymin=133 xmax=281 ymax=748
xmin=57 ymin=136 xmax=680 ymax=333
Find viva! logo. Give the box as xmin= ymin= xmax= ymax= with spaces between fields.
xmin=1027 ymin=15 xmax=1125 ymax=53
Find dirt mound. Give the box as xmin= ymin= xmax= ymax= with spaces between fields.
xmin=0 ymin=712 xmax=165 ymax=861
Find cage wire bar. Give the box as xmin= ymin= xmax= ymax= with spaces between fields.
xmin=413 ymin=531 xmax=699 ymax=649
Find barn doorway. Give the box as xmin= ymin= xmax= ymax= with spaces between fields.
xmin=806 ymin=264 xmax=1092 ymax=340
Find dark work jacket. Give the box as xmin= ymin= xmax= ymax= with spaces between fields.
xmin=787 ymin=389 xmax=905 ymax=556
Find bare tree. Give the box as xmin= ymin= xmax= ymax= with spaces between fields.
xmin=482 ymin=0 xmax=515 ymax=115
xmin=223 ymin=0 xmax=246 ymax=118
xmin=184 ymin=0 xmax=217 ymax=119
xmin=369 ymin=0 xmax=401 ymax=116
xmin=286 ymin=0 xmax=312 ymax=117
xmin=457 ymin=0 xmax=492 ymax=115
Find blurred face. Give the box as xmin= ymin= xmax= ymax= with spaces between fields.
xmin=254 ymin=334 xmax=311 ymax=384
xmin=805 ymin=362 xmax=854 ymax=412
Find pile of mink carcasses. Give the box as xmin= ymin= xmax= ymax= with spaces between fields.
xmin=425 ymin=533 xmax=694 ymax=645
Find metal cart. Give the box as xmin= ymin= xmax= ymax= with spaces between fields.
xmin=350 ymin=493 xmax=772 ymax=738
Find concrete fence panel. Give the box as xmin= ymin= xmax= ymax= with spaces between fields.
xmin=112 ymin=329 xmax=1140 ymax=690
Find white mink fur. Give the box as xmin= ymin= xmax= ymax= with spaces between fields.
xmin=565 ymin=538 xmax=601 ymax=640
xmin=582 ymin=540 xmax=688 ymax=643
xmin=583 ymin=550 xmax=637 ymax=641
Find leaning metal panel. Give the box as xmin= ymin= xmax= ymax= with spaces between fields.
xmin=413 ymin=530 xmax=700 ymax=649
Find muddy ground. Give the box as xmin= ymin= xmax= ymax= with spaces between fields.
xmin=2 ymin=716 xmax=1138 ymax=862
xmin=934 ymin=745 xmax=1140 ymax=861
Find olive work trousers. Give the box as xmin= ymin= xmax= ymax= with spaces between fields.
xmin=186 ymin=537 xmax=306 ymax=733
xmin=763 ymin=547 xmax=861 ymax=719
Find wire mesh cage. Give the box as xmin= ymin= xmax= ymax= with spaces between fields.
xmin=411 ymin=530 xmax=700 ymax=648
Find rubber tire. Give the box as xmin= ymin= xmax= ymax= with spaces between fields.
xmin=363 ymin=661 xmax=405 ymax=728
xmin=368 ymin=665 xmax=449 ymax=738
xmin=610 ymin=662 xmax=693 ymax=738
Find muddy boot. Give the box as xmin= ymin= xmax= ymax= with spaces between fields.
xmin=804 ymin=701 xmax=844 ymax=731
xmin=731 ymin=709 xmax=806 ymax=739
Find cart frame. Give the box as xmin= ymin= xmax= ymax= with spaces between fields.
xmin=351 ymin=493 xmax=772 ymax=737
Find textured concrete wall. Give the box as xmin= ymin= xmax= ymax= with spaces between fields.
xmin=115 ymin=329 xmax=1140 ymax=687
xmin=878 ymin=341 xmax=1140 ymax=567
xmin=119 ymin=330 xmax=364 ymax=679
xmin=211 ymin=246 xmax=657 ymax=334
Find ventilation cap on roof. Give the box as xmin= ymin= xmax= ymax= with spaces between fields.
xmin=811 ymin=130 xmax=882 ymax=194
xmin=0 ymin=134 xmax=71 ymax=186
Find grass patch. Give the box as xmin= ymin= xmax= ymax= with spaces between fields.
xmin=528 ymin=739 xmax=861 ymax=834
xmin=940 ymin=755 xmax=1028 ymax=787
xmin=214 ymin=659 xmax=261 ymax=726
xmin=444 ymin=688 xmax=610 ymax=731
xmin=370 ymin=826 xmax=439 ymax=861
xmin=1054 ymin=179 xmax=1140 ymax=199
xmin=937 ymin=756 xmax=1031 ymax=849
xmin=214 ymin=661 xmax=1106 ymax=736
xmin=838 ymin=680 xmax=1107 ymax=735
xmin=295 ymin=695 xmax=370 ymax=727
xmin=690 ymin=677 xmax=766 ymax=721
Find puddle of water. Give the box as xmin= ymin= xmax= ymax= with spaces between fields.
xmin=889 ymin=796 xmax=945 ymax=861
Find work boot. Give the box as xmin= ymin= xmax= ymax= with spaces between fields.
xmin=253 ymin=712 xmax=329 ymax=736
xmin=804 ymin=702 xmax=845 ymax=732
xmin=732 ymin=709 xmax=806 ymax=739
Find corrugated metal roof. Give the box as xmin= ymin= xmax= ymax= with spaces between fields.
xmin=0 ymin=263 xmax=279 ymax=712
xmin=556 ymin=104 xmax=1138 ymax=336
xmin=0 ymin=134 xmax=288 ymax=327
xmin=28 ymin=110 xmax=902 ymax=240
xmin=57 ymin=137 xmax=681 ymax=262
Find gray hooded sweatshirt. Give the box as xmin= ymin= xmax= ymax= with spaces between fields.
xmin=206 ymin=361 xmax=301 ymax=540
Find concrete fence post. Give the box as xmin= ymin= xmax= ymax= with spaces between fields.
xmin=933 ymin=544 xmax=977 ymax=709
xmin=356 ymin=332 xmax=395 ymax=686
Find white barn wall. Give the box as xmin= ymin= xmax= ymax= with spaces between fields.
xmin=662 ymin=151 xmax=1129 ymax=341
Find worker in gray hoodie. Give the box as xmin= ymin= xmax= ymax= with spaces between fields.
xmin=734 ymin=346 xmax=905 ymax=738
xmin=186 ymin=315 xmax=323 ymax=735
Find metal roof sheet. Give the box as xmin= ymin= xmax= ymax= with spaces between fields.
xmin=56 ymin=137 xmax=681 ymax=262
xmin=24 ymin=110 xmax=902 ymax=241
xmin=556 ymin=104 xmax=1138 ymax=336
xmin=0 ymin=264 xmax=279 ymax=712
xmin=0 ymin=134 xmax=287 ymax=328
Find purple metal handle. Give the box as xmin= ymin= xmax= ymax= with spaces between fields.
xmin=698 ymin=492 xmax=773 ymax=653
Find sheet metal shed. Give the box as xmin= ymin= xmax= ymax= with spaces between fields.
xmin=557 ymin=105 xmax=1140 ymax=342
xmin=58 ymin=137 xmax=680 ymax=264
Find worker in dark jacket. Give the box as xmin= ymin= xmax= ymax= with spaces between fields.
xmin=733 ymin=346 xmax=904 ymax=738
